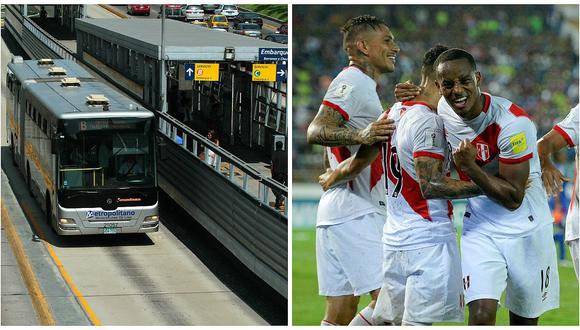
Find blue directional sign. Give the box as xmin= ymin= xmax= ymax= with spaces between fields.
xmin=184 ymin=64 xmax=195 ymax=81
xmin=259 ymin=48 xmax=288 ymax=62
xmin=276 ymin=64 xmax=287 ymax=82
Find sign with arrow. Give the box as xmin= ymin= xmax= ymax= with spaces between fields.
xmin=184 ymin=64 xmax=195 ymax=81
xmin=276 ymin=64 xmax=287 ymax=82
xmin=252 ymin=64 xmax=276 ymax=82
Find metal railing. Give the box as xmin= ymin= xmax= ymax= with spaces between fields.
xmin=158 ymin=110 xmax=287 ymax=216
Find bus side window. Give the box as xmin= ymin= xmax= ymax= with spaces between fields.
xmin=42 ymin=118 xmax=48 ymax=134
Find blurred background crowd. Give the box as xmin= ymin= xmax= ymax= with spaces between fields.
xmin=292 ymin=5 xmax=579 ymax=185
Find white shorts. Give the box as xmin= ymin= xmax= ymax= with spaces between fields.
xmin=372 ymin=240 xmax=464 ymax=324
xmin=568 ymin=239 xmax=579 ymax=279
xmin=461 ymin=226 xmax=560 ymax=318
xmin=316 ymin=212 xmax=384 ymax=296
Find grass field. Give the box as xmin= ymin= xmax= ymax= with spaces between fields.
xmin=292 ymin=228 xmax=579 ymax=325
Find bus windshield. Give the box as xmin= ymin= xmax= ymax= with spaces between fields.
xmin=58 ymin=118 xmax=155 ymax=189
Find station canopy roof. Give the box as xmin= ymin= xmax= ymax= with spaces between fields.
xmin=75 ymin=18 xmax=287 ymax=62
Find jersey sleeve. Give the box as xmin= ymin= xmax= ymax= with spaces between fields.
xmin=322 ymin=75 xmax=359 ymax=121
xmin=411 ymin=111 xmax=446 ymax=160
xmin=554 ymin=104 xmax=579 ymax=147
xmin=497 ymin=116 xmax=535 ymax=164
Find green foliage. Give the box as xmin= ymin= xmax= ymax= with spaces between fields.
xmin=292 ymin=228 xmax=579 ymax=325
xmin=239 ymin=5 xmax=287 ymax=21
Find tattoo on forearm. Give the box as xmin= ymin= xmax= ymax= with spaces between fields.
xmin=415 ymin=157 xmax=482 ymax=199
xmin=308 ymin=106 xmax=361 ymax=146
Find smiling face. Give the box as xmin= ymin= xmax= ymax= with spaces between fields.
xmin=361 ymin=26 xmax=400 ymax=74
xmin=436 ymin=58 xmax=483 ymax=120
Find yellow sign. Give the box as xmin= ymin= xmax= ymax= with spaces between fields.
xmin=194 ymin=63 xmax=219 ymax=81
xmin=252 ymin=64 xmax=277 ymax=82
xmin=510 ymin=132 xmax=527 ymax=154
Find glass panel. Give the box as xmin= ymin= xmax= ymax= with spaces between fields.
xmin=59 ymin=118 xmax=155 ymax=189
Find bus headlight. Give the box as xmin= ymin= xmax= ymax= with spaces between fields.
xmin=59 ymin=218 xmax=76 ymax=225
xmin=143 ymin=215 xmax=159 ymax=223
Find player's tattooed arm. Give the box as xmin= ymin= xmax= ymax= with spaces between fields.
xmin=415 ymin=156 xmax=483 ymax=199
xmin=319 ymin=144 xmax=380 ymax=191
xmin=307 ymin=104 xmax=395 ymax=146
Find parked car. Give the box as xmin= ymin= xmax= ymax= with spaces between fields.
xmin=127 ymin=5 xmax=150 ymax=16
xmin=214 ymin=5 xmax=238 ymax=18
xmin=264 ymin=33 xmax=288 ymax=44
xmin=182 ymin=5 xmax=205 ymax=21
xmin=159 ymin=4 xmax=184 ymax=19
xmin=191 ymin=20 xmax=209 ymax=28
xmin=202 ymin=4 xmax=219 ymax=14
xmin=232 ymin=23 xmax=262 ymax=38
xmin=277 ymin=22 xmax=288 ymax=35
xmin=207 ymin=14 xmax=229 ymax=30
xmin=231 ymin=12 xmax=263 ymax=28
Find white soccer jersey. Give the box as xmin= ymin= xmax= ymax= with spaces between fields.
xmin=382 ymin=101 xmax=456 ymax=249
xmin=316 ymin=66 xmax=386 ymax=226
xmin=439 ymin=93 xmax=552 ymax=237
xmin=554 ymin=104 xmax=579 ymax=242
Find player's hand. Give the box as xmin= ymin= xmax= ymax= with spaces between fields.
xmin=453 ymin=139 xmax=477 ymax=171
xmin=394 ymin=80 xmax=421 ymax=102
xmin=319 ymin=168 xmax=334 ymax=191
xmin=541 ymin=163 xmax=572 ymax=197
xmin=357 ymin=114 xmax=395 ymax=145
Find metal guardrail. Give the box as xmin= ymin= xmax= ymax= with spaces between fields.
xmin=158 ymin=111 xmax=287 ymax=216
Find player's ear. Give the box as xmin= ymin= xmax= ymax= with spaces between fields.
xmin=475 ymin=71 xmax=482 ymax=87
xmin=356 ymin=39 xmax=369 ymax=56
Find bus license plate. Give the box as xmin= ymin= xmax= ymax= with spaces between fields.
xmin=103 ymin=224 xmax=118 ymax=234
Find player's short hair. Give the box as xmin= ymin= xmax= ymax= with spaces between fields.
xmin=434 ymin=48 xmax=477 ymax=73
xmin=422 ymin=45 xmax=449 ymax=79
xmin=341 ymin=15 xmax=387 ymax=52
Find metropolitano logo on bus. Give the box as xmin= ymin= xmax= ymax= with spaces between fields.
xmin=86 ymin=210 xmax=136 ymax=220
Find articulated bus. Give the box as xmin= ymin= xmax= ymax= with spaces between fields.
xmin=6 ymin=57 xmax=159 ymax=235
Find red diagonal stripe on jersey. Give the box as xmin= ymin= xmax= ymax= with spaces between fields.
xmin=331 ymin=146 xmax=353 ymax=189
xmin=508 ymin=103 xmax=530 ymax=118
xmin=370 ymin=144 xmax=384 ymax=191
xmin=471 ymin=123 xmax=501 ymax=166
xmin=400 ymin=168 xmax=431 ymax=221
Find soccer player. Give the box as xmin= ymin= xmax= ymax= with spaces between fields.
xmin=433 ymin=48 xmax=559 ymax=325
xmin=538 ymin=104 xmax=579 ymax=278
xmin=306 ymin=15 xmax=398 ymax=326
xmin=320 ymin=45 xmax=484 ymax=326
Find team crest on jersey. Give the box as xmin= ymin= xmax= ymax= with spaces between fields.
xmin=477 ymin=143 xmax=490 ymax=161
xmin=334 ymin=83 xmax=353 ymax=98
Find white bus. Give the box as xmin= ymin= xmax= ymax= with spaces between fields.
xmin=6 ymin=57 xmax=159 ymax=235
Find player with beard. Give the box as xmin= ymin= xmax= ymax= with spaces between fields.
xmin=306 ymin=15 xmax=398 ymax=326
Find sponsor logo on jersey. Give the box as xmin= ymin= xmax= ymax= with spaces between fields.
xmin=510 ymin=132 xmax=527 ymax=154
xmin=477 ymin=143 xmax=490 ymax=161
xmin=85 ymin=210 xmax=136 ymax=220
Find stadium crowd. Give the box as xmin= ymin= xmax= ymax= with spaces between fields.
xmin=293 ymin=5 xmax=579 ymax=182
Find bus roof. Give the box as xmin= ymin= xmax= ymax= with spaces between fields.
xmin=24 ymin=80 xmax=153 ymax=120
xmin=8 ymin=59 xmax=94 ymax=82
